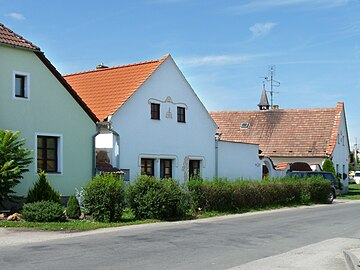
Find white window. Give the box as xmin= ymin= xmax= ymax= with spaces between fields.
xmin=35 ymin=133 xmax=63 ymax=174
xmin=13 ymin=71 xmax=30 ymax=99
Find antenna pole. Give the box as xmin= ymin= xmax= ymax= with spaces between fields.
xmin=265 ymin=65 xmax=280 ymax=110
xmin=355 ymin=138 xmax=358 ymax=170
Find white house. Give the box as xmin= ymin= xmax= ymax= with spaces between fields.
xmin=211 ymin=96 xmax=350 ymax=191
xmin=0 ymin=23 xmax=98 ymax=198
xmin=65 ymin=55 xmax=262 ymax=182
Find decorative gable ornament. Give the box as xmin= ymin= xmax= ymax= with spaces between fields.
xmin=165 ymin=96 xmax=173 ymax=103
xmin=166 ymin=108 xmax=172 ymax=119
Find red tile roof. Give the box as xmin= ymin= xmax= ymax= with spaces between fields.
xmin=211 ymin=102 xmax=345 ymax=158
xmin=64 ymin=55 xmax=169 ymax=121
xmin=0 ymin=23 xmax=40 ymax=51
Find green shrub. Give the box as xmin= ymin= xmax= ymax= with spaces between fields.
xmin=188 ymin=177 xmax=331 ymax=212
xmin=27 ymin=170 xmax=61 ymax=203
xmin=0 ymin=129 xmax=32 ymax=206
xmin=21 ymin=201 xmax=65 ymax=222
xmin=126 ymin=175 xmax=188 ymax=220
xmin=83 ymin=174 xmax=124 ymax=222
xmin=66 ymin=195 xmax=81 ymax=219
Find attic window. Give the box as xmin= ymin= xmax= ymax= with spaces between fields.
xmin=240 ymin=123 xmax=249 ymax=129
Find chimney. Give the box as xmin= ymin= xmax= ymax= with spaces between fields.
xmin=96 ymin=63 xmax=109 ymax=69
xmin=273 ymin=105 xmax=280 ymax=110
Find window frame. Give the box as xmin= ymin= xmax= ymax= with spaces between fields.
xmin=151 ymin=103 xmax=160 ymax=120
xmin=35 ymin=133 xmax=63 ymax=174
xmin=189 ymin=160 xmax=201 ymax=179
xmin=141 ymin=158 xmax=155 ymax=176
xmin=177 ymin=106 xmax=186 ymax=123
xmin=13 ymin=71 xmax=30 ymax=100
xmin=160 ymin=159 xmax=172 ymax=178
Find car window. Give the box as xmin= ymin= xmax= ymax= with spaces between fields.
xmin=355 ymin=173 xmax=360 ymax=177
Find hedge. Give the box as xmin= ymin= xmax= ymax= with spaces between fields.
xmin=126 ymin=175 xmax=189 ymax=220
xmin=188 ymin=177 xmax=331 ymax=212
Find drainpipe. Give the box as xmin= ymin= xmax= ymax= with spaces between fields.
xmin=112 ymin=130 xmax=120 ymax=169
xmin=92 ymin=130 xmax=100 ymax=176
xmin=215 ymin=132 xmax=222 ymax=178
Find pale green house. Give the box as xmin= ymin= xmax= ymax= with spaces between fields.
xmin=0 ymin=23 xmax=98 ymax=198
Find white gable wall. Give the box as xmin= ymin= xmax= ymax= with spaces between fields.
xmin=331 ymin=109 xmax=350 ymax=192
xmin=111 ymin=56 xmax=217 ymax=182
xmin=217 ymin=141 xmax=262 ymax=180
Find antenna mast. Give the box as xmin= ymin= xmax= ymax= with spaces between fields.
xmin=264 ymin=65 xmax=280 ymax=109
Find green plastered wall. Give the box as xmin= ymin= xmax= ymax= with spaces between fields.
xmin=0 ymin=45 xmax=96 ymax=196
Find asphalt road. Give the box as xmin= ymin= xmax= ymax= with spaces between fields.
xmin=1 ymin=201 xmax=360 ymax=270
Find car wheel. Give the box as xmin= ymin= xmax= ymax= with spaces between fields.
xmin=327 ymin=190 xmax=335 ymax=204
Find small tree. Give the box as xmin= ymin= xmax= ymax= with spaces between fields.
xmin=66 ymin=195 xmax=81 ymax=219
xmin=0 ymin=129 xmax=32 ymax=206
xmin=27 ymin=170 xmax=61 ymax=203
xmin=83 ymin=174 xmax=124 ymax=222
xmin=322 ymin=158 xmax=336 ymax=177
xmin=322 ymin=158 xmax=343 ymax=189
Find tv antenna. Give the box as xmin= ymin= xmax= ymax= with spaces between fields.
xmin=263 ymin=65 xmax=280 ymax=109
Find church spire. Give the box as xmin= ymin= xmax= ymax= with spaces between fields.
xmin=258 ymin=83 xmax=270 ymax=110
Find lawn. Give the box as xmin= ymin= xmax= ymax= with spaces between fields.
xmin=0 ymin=219 xmax=160 ymax=231
xmin=338 ymin=184 xmax=360 ymax=200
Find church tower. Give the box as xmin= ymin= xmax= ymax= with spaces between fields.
xmin=258 ymin=85 xmax=270 ymax=110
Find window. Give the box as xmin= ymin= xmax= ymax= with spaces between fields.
xmin=13 ymin=71 xmax=30 ymax=99
xmin=151 ymin=103 xmax=160 ymax=120
xmin=37 ymin=136 xmax=60 ymax=173
xmin=160 ymin=159 xmax=172 ymax=178
xmin=141 ymin=158 xmax=155 ymax=176
xmin=177 ymin=106 xmax=186 ymax=123
xmin=189 ymin=160 xmax=201 ymax=178
xmin=240 ymin=122 xmax=249 ymax=129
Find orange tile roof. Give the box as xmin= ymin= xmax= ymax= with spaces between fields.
xmin=0 ymin=23 xmax=40 ymax=51
xmin=211 ymin=102 xmax=345 ymax=158
xmin=64 ymin=55 xmax=169 ymax=121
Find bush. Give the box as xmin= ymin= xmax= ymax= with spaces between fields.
xmin=83 ymin=174 xmax=124 ymax=222
xmin=188 ymin=177 xmax=331 ymax=212
xmin=21 ymin=201 xmax=65 ymax=222
xmin=0 ymin=129 xmax=32 ymax=206
xmin=27 ymin=170 xmax=61 ymax=203
xmin=126 ymin=175 xmax=188 ymax=220
xmin=66 ymin=195 xmax=81 ymax=219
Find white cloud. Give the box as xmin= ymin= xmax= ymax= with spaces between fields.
xmin=178 ymin=54 xmax=265 ymax=67
xmin=229 ymin=0 xmax=349 ymax=13
xmin=5 ymin=12 xmax=25 ymax=21
xmin=249 ymin=22 xmax=277 ymax=37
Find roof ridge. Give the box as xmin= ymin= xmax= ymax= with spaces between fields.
xmin=0 ymin=23 xmax=40 ymax=51
xmin=64 ymin=54 xmax=169 ymax=77
xmin=210 ymin=107 xmax=337 ymax=113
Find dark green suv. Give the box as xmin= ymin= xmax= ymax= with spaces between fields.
xmin=286 ymin=171 xmax=341 ymax=204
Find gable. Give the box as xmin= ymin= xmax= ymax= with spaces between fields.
xmin=64 ymin=55 xmax=168 ymax=121
xmin=0 ymin=23 xmax=98 ymax=123
xmin=211 ymin=104 xmax=346 ymax=158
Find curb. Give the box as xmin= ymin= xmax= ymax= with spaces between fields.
xmin=343 ymin=250 xmax=360 ymax=270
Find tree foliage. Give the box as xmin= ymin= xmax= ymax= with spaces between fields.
xmin=322 ymin=158 xmax=336 ymax=177
xmin=0 ymin=129 xmax=32 ymax=205
xmin=27 ymin=170 xmax=61 ymax=203
xmin=66 ymin=194 xmax=81 ymax=219
xmin=83 ymin=174 xmax=125 ymax=222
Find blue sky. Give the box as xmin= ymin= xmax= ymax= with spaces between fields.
xmin=2 ymin=0 xmax=360 ymax=147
